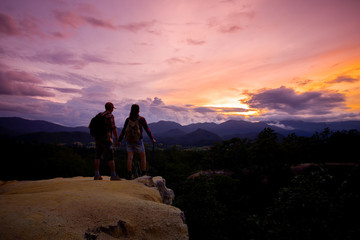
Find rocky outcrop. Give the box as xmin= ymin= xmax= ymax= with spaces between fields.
xmin=135 ymin=176 xmax=175 ymax=205
xmin=0 ymin=176 xmax=188 ymax=240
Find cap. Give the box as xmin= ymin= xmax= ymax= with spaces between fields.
xmin=105 ymin=102 xmax=116 ymax=110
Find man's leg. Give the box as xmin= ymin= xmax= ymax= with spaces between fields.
xmin=94 ymin=158 xmax=102 ymax=180
xmin=109 ymin=160 xmax=120 ymax=180
xmin=105 ymin=147 xmax=120 ymax=180
xmin=94 ymin=158 xmax=100 ymax=172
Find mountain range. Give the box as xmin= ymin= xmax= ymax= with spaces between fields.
xmin=1 ymin=117 xmax=360 ymax=147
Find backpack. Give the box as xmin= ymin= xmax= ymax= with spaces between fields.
xmin=89 ymin=112 xmax=109 ymax=138
xmin=125 ymin=117 xmax=141 ymax=143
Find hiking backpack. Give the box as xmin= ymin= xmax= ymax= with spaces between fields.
xmin=89 ymin=112 xmax=109 ymax=138
xmin=125 ymin=117 xmax=141 ymax=143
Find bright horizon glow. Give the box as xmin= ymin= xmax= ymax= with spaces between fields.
xmin=0 ymin=0 xmax=359 ymax=127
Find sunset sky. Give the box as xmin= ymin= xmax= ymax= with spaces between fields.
xmin=1 ymin=0 xmax=360 ymax=127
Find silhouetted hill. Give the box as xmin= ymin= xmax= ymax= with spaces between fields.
xmin=0 ymin=117 xmax=83 ymax=135
xmin=17 ymin=131 xmax=93 ymax=145
xmin=218 ymin=120 xmax=272 ymax=137
xmin=1 ymin=117 xmax=360 ymax=146
xmin=148 ymin=121 xmax=183 ymax=134
xmin=163 ymin=128 xmax=187 ymax=137
xmin=183 ymin=122 xmax=219 ymax=133
xmin=181 ymin=128 xmax=222 ymax=146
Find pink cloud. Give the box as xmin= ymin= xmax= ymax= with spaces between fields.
xmin=83 ymin=16 xmax=117 ymax=30
xmin=54 ymin=9 xmax=155 ymax=33
xmin=165 ymin=57 xmax=188 ymax=65
xmin=53 ymin=10 xmax=84 ymax=28
xmin=0 ymin=11 xmax=45 ymax=38
xmin=30 ymin=51 xmax=81 ymax=66
xmin=28 ymin=50 xmax=130 ymax=69
xmin=186 ymin=38 xmax=206 ymax=45
xmin=19 ymin=15 xmax=45 ymax=38
xmin=47 ymin=87 xmax=82 ymax=94
xmin=0 ymin=70 xmax=54 ymax=97
xmin=51 ymin=31 xmax=67 ymax=38
xmin=118 ymin=20 xmax=157 ymax=33
xmin=2 ymin=71 xmax=42 ymax=84
xmin=218 ymin=25 xmax=242 ymax=33
xmin=0 ymin=11 xmax=21 ymax=36
xmin=165 ymin=56 xmax=199 ymax=65
xmin=207 ymin=10 xmax=254 ymax=34
xmin=54 ymin=9 xmax=117 ymax=30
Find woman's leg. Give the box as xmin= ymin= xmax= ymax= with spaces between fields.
xmin=127 ymin=151 xmax=134 ymax=179
xmin=127 ymin=151 xmax=134 ymax=172
xmin=139 ymin=151 xmax=146 ymax=174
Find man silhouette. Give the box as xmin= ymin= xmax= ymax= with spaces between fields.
xmin=93 ymin=102 xmax=121 ymax=180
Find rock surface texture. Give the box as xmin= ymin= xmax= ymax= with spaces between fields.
xmin=0 ymin=176 xmax=188 ymax=240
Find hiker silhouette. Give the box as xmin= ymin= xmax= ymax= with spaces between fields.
xmin=89 ymin=102 xmax=121 ymax=181
xmin=118 ymin=104 xmax=156 ymax=180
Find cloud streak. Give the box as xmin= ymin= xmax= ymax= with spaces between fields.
xmin=0 ymin=70 xmax=54 ymax=97
xmin=328 ymin=76 xmax=359 ymax=84
xmin=244 ymin=86 xmax=346 ymax=116
xmin=54 ymin=9 xmax=158 ymax=34
xmin=186 ymin=38 xmax=206 ymax=45
xmin=53 ymin=10 xmax=118 ymax=30
xmin=28 ymin=50 xmax=126 ymax=69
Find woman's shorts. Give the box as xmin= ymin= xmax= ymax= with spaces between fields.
xmin=126 ymin=139 xmax=145 ymax=153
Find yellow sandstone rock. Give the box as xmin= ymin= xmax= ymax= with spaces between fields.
xmin=0 ymin=177 xmax=188 ymax=240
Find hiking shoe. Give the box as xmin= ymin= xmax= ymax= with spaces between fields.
xmin=94 ymin=175 xmax=103 ymax=180
xmin=110 ymin=175 xmax=121 ymax=181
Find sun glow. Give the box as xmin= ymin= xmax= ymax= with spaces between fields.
xmin=204 ymin=99 xmax=260 ymax=117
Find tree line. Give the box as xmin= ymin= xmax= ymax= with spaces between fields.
xmin=1 ymin=127 xmax=360 ymax=239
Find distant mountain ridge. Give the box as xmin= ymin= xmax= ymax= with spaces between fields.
xmin=0 ymin=117 xmax=87 ymax=135
xmin=1 ymin=117 xmax=360 ymax=146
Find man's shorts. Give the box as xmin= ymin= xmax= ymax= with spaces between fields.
xmin=95 ymin=140 xmax=114 ymax=161
xmin=126 ymin=139 xmax=145 ymax=153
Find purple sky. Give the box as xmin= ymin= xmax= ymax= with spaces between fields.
xmin=1 ymin=0 xmax=360 ymax=127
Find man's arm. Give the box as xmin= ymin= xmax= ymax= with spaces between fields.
xmin=113 ymin=128 xmax=119 ymax=146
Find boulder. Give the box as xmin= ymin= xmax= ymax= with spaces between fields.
xmin=135 ymin=176 xmax=175 ymax=205
xmin=0 ymin=177 xmax=188 ymax=240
